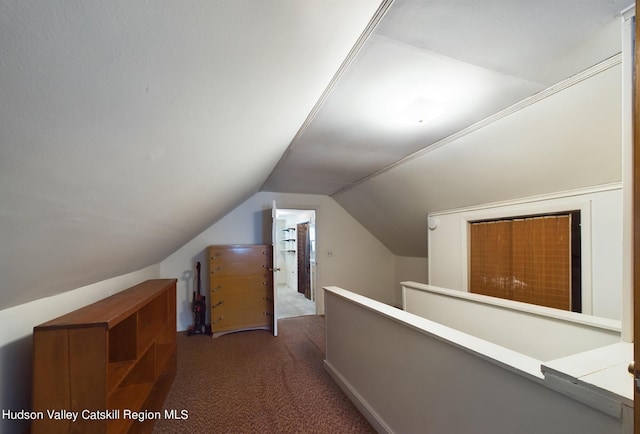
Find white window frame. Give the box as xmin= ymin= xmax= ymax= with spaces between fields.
xmin=459 ymin=199 xmax=593 ymax=315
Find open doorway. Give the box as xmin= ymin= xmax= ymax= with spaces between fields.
xmin=275 ymin=209 xmax=317 ymax=319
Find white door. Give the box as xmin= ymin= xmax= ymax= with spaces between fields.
xmin=271 ymin=200 xmax=280 ymax=336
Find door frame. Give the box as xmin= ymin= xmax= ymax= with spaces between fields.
xmin=633 ymin=1 xmax=639 ymax=431
xmin=274 ymin=207 xmax=317 ymax=307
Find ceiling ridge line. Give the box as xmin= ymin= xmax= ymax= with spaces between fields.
xmin=260 ymin=0 xmax=396 ymax=189
xmin=286 ymin=0 xmax=396 ymax=144
xmin=331 ymin=53 xmax=623 ymax=197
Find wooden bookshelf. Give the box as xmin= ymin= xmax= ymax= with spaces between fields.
xmin=32 ymin=279 xmax=177 ymax=434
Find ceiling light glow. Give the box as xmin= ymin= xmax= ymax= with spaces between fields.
xmin=389 ymin=97 xmax=446 ymax=127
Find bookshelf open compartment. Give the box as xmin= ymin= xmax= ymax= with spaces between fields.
xmin=138 ymin=291 xmax=168 ymax=352
xmin=109 ymin=313 xmax=137 ymax=362
xmin=110 ymin=344 xmax=156 ymax=406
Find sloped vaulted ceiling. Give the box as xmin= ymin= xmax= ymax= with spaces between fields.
xmin=0 ymin=0 xmax=384 ymax=310
xmin=0 ymin=0 xmax=632 ymax=310
xmin=263 ymin=0 xmax=631 ymax=256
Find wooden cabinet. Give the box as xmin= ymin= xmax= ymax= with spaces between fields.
xmin=32 ymin=279 xmax=177 ymax=434
xmin=209 ymin=245 xmax=274 ymax=337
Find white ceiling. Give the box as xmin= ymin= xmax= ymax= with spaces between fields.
xmin=0 ymin=0 xmax=382 ymax=309
xmin=262 ymin=0 xmax=630 ymax=194
xmin=0 ymin=0 xmax=632 ymax=310
xmin=262 ymin=0 xmax=631 ymax=257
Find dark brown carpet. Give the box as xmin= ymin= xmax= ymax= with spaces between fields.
xmin=153 ymin=316 xmax=376 ymax=433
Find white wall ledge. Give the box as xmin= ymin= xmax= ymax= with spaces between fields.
xmin=401 ymin=281 xmax=621 ymax=332
xmin=327 ymin=285 xmax=633 ymax=423
xmin=325 ymin=286 xmax=544 ymax=382
xmin=542 ymin=342 xmax=633 ymax=418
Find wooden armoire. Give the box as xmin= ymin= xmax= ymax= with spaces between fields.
xmin=208 ymin=244 xmax=274 ymax=337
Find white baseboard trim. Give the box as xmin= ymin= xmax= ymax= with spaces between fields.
xmin=323 ymin=359 xmax=393 ymax=434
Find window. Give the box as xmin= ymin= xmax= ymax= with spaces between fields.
xmin=469 ymin=211 xmax=581 ymax=312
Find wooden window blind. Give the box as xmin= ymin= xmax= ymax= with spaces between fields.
xmin=469 ymin=213 xmax=577 ymax=311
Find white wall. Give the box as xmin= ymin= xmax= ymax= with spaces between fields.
xmin=0 ymin=265 xmax=160 ymax=434
xmin=275 ymin=218 xmax=293 ymax=287
xmin=324 ymin=286 xmax=627 ymax=434
xmin=403 ymin=282 xmax=621 ymax=361
xmin=428 ymin=185 xmax=622 ymax=320
xmin=282 ymin=216 xmax=299 ymax=289
xmin=394 ymin=256 xmax=428 ymax=307
xmin=160 ymin=191 xmax=398 ymax=331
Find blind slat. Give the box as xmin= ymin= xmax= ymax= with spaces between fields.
xmin=470 ymin=215 xmax=571 ymax=310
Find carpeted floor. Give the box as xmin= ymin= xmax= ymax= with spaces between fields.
xmin=277 ymin=284 xmax=316 ymax=319
xmin=153 ymin=315 xmax=376 ymax=434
